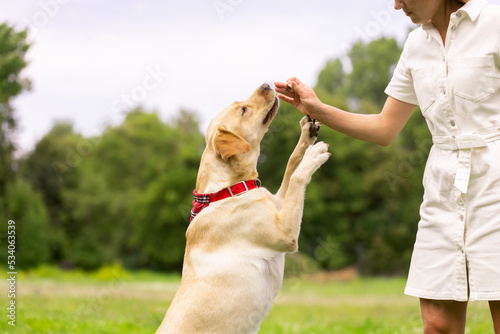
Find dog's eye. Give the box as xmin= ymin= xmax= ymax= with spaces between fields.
xmin=242 ymin=106 xmax=247 ymax=116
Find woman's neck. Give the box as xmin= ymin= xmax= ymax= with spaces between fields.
xmin=431 ymin=0 xmax=466 ymax=44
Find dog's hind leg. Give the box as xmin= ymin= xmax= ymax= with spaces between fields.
xmin=276 ymin=116 xmax=320 ymax=200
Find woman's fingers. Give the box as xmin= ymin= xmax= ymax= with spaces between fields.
xmin=275 ymin=78 xmax=305 ymax=106
xmin=277 ymin=93 xmax=294 ymax=104
xmin=274 ymin=81 xmax=290 ymax=91
xmin=275 ymin=82 xmax=295 ymax=97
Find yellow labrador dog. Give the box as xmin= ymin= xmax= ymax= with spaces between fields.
xmin=156 ymin=83 xmax=330 ymax=334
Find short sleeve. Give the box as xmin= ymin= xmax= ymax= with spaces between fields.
xmin=385 ymin=38 xmax=419 ymax=106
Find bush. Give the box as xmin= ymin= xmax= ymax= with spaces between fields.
xmin=1 ymin=178 xmax=50 ymax=269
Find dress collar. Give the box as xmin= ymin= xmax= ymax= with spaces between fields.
xmin=422 ymin=0 xmax=489 ymax=32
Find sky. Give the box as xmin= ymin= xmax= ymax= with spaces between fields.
xmin=1 ymin=0 xmax=480 ymax=155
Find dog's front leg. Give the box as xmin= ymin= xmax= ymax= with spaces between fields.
xmin=276 ymin=116 xmax=320 ymax=200
xmin=273 ymin=141 xmax=330 ymax=252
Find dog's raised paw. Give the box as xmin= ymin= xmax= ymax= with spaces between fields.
xmin=296 ymin=141 xmax=330 ymax=179
xmin=299 ymin=116 xmax=310 ymax=128
xmin=309 ymin=121 xmax=320 ymax=138
xmin=299 ymin=116 xmax=319 ymax=145
xmin=305 ymin=141 xmax=330 ymax=164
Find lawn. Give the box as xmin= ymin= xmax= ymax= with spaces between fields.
xmin=0 ymin=266 xmax=494 ymax=333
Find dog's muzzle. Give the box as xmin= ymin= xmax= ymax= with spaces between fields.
xmin=263 ymin=97 xmax=279 ymax=125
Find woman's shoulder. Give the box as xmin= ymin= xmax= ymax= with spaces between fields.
xmin=480 ymin=2 xmax=500 ymax=18
xmin=407 ymin=26 xmax=426 ymax=40
xmin=476 ymin=2 xmax=500 ymax=33
xmin=403 ymin=27 xmax=428 ymax=49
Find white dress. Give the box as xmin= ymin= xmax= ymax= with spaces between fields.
xmin=385 ymin=0 xmax=500 ymax=301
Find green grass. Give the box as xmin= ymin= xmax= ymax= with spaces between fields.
xmin=0 ymin=266 xmax=494 ymax=333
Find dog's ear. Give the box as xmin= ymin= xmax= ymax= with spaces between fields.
xmin=213 ymin=125 xmax=251 ymax=162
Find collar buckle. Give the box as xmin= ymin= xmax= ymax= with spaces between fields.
xmin=227 ymin=179 xmax=260 ymax=197
xmin=227 ymin=180 xmax=249 ymax=197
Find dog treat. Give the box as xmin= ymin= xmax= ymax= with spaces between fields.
xmin=287 ymin=83 xmax=293 ymax=92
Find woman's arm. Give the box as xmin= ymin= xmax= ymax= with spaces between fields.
xmin=275 ymin=78 xmax=417 ymax=146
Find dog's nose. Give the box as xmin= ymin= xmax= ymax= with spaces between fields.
xmin=261 ymin=83 xmax=271 ymax=90
xmin=259 ymin=83 xmax=272 ymax=95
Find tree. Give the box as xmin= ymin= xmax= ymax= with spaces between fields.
xmin=19 ymin=122 xmax=86 ymax=264
xmin=316 ymin=58 xmax=346 ymax=98
xmin=0 ymin=23 xmax=45 ymax=269
xmin=315 ymin=37 xmax=401 ymax=109
xmin=347 ymin=37 xmax=402 ymax=107
xmin=0 ymin=22 xmax=31 ymax=212
xmin=130 ymin=110 xmax=204 ymax=270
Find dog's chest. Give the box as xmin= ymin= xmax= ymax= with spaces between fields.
xmin=190 ymin=246 xmax=285 ymax=296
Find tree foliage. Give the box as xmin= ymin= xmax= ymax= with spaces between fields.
xmin=0 ymin=23 xmax=49 ymax=270
xmin=0 ymin=23 xmax=30 ymax=203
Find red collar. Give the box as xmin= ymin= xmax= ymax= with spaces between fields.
xmin=190 ymin=179 xmax=261 ymax=222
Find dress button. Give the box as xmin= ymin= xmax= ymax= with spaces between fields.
xmin=450 ymin=120 xmax=456 ymax=127
xmin=451 ymin=25 xmax=457 ymax=31
xmin=456 ymin=12 xmax=462 ymax=18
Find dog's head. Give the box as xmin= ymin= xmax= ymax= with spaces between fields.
xmin=207 ymin=83 xmax=279 ymax=162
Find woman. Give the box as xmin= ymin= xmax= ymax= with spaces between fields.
xmin=275 ymin=0 xmax=500 ymax=333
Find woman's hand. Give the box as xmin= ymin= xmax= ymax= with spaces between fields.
xmin=274 ymin=77 xmax=323 ymax=119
